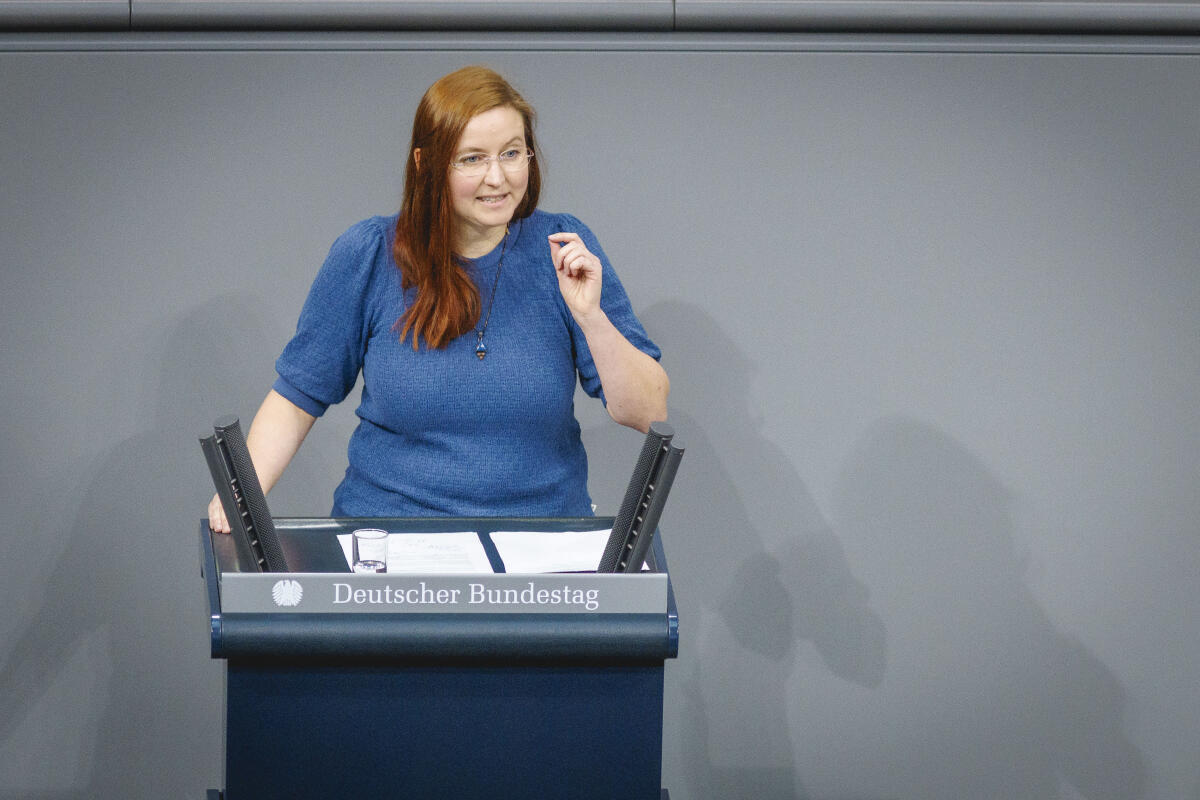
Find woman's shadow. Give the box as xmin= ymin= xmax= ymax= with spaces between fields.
xmin=833 ymin=416 xmax=1148 ymax=800
xmin=584 ymin=300 xmax=887 ymax=800
xmin=0 ymin=297 xmax=327 ymax=799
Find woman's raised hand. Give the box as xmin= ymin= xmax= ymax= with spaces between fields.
xmin=548 ymin=232 xmax=602 ymax=321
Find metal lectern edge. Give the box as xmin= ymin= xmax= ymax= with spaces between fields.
xmin=211 ymin=611 xmax=672 ymax=662
xmin=199 ymin=520 xmax=224 ymax=654
xmin=651 ymin=534 xmax=680 ymax=659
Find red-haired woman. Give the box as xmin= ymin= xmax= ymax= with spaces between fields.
xmin=209 ymin=65 xmax=668 ymax=528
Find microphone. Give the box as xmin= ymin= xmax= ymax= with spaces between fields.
xmin=598 ymin=421 xmax=684 ymax=573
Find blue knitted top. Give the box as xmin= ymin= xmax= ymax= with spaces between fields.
xmin=273 ymin=210 xmax=661 ymax=518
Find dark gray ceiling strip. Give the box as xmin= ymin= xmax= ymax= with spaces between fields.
xmin=130 ymin=1 xmax=672 ymax=31
xmin=675 ymin=0 xmax=1200 ymax=34
xmin=3 ymin=0 xmax=1200 ymax=34
xmin=0 ymin=0 xmax=129 ymax=30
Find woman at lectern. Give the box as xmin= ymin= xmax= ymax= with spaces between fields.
xmin=208 ymin=65 xmax=668 ymax=531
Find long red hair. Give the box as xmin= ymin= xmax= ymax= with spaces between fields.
xmin=394 ymin=66 xmax=542 ymax=350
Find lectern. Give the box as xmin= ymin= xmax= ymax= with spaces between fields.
xmin=200 ymin=516 xmax=678 ymax=800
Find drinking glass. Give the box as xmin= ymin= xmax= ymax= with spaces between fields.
xmin=351 ymin=528 xmax=388 ymax=573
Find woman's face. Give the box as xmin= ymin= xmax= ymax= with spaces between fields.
xmin=448 ymin=105 xmax=529 ymax=254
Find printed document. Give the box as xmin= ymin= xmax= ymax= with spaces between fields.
xmin=488 ymin=528 xmax=613 ymax=573
xmin=337 ymin=531 xmax=494 ymax=574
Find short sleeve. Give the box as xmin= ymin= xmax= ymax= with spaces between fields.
xmin=273 ymin=220 xmax=386 ymax=417
xmin=556 ymin=214 xmax=662 ymax=402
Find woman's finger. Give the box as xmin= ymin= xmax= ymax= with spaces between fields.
xmin=548 ymin=232 xmax=584 ymax=268
xmin=208 ymin=493 xmax=231 ymax=534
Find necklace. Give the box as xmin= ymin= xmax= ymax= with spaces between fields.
xmin=474 ymin=225 xmax=510 ymax=360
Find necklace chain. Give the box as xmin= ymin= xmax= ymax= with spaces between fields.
xmin=474 ymin=225 xmax=510 ymax=360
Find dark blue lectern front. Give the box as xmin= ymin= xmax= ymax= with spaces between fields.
xmin=201 ymin=517 xmax=678 ymax=800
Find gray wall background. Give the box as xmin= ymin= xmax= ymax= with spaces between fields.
xmin=1 ymin=33 xmax=1198 ymax=799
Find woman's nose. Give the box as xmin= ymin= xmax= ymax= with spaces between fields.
xmin=483 ymin=157 xmax=505 ymax=184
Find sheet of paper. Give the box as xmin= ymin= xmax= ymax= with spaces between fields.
xmin=488 ymin=528 xmax=613 ymax=573
xmin=337 ymin=531 xmax=494 ymax=574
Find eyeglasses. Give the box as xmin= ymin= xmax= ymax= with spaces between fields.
xmin=449 ymin=148 xmax=534 ymax=177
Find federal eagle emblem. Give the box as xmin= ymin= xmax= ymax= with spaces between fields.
xmin=271 ymin=579 xmax=304 ymax=607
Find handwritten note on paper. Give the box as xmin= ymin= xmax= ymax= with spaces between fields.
xmin=488 ymin=529 xmax=613 ymax=573
xmin=337 ymin=531 xmax=494 ymax=574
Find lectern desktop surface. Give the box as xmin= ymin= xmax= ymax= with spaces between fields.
xmin=206 ymin=514 xmax=666 ymax=574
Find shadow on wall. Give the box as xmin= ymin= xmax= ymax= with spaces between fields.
xmin=833 ymin=417 xmax=1148 ymax=800
xmin=585 ymin=300 xmax=888 ymax=800
xmin=0 ymin=296 xmax=303 ymax=799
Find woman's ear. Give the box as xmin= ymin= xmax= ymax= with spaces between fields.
xmin=412 ymin=148 xmax=421 ymax=172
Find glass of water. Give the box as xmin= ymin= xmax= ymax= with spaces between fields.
xmin=351 ymin=528 xmax=389 ymax=573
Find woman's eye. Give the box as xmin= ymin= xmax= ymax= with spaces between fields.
xmin=460 ymin=154 xmax=483 ymax=165
xmin=500 ymin=149 xmax=520 ymax=160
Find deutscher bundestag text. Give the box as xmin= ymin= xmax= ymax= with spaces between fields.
xmin=332 ymin=581 xmax=601 ymax=611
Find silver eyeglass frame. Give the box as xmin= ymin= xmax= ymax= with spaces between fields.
xmin=449 ymin=148 xmax=534 ymax=177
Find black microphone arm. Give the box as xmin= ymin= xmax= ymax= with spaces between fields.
xmin=597 ymin=421 xmax=684 ymax=574
xmin=200 ymin=415 xmax=289 ymax=573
